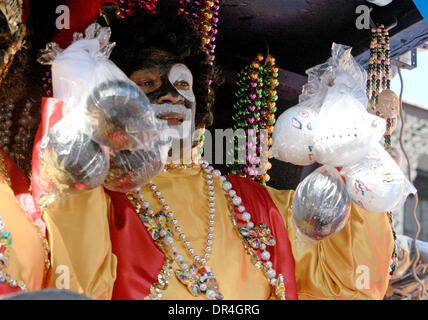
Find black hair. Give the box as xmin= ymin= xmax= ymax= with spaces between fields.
xmin=108 ymin=6 xmax=222 ymax=129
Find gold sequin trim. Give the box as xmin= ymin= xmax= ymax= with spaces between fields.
xmin=144 ymin=256 xmax=174 ymax=300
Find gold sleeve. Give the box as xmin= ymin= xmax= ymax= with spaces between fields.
xmin=42 ymin=186 xmax=117 ymax=299
xmin=266 ymin=187 xmax=394 ymax=300
xmin=0 ymin=182 xmax=45 ymax=292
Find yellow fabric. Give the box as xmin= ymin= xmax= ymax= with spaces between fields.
xmin=266 ymin=186 xmax=394 ymax=300
xmin=141 ymin=167 xmax=271 ymax=300
xmin=42 ymin=186 xmax=117 ymax=300
xmin=0 ymin=179 xmax=45 ymax=292
xmin=43 ymin=167 xmax=393 ymax=300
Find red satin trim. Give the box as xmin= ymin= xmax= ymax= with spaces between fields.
xmin=106 ymin=189 xmax=165 ymax=300
xmin=227 ymin=175 xmax=298 ymax=300
xmin=31 ymin=97 xmax=65 ymax=205
xmin=0 ymin=283 xmax=23 ymax=296
xmin=3 ymin=152 xmax=30 ymax=195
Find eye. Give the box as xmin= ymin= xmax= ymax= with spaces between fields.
xmin=174 ymin=80 xmax=190 ymax=90
xmin=140 ymin=80 xmax=154 ymax=87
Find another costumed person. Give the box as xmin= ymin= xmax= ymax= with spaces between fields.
xmin=0 ymin=0 xmax=50 ymax=296
xmin=37 ymin=2 xmax=401 ymax=300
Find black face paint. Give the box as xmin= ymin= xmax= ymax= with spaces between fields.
xmin=137 ymin=63 xmax=195 ymax=111
xmin=145 ymin=70 xmax=185 ymax=104
xmin=132 ymin=50 xmax=195 ymax=110
xmin=129 ymin=49 xmax=198 ymax=161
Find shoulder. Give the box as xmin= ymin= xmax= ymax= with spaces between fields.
xmin=227 ymin=174 xmax=294 ymax=210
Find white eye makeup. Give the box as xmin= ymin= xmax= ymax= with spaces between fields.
xmin=168 ymin=63 xmax=195 ymax=103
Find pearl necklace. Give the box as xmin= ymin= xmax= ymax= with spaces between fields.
xmin=128 ymin=159 xmax=286 ymax=300
xmin=140 ymin=161 xmax=222 ymax=300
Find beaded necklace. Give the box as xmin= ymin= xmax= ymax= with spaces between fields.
xmin=366 ymin=25 xmax=398 ymax=276
xmin=228 ymin=54 xmax=278 ymax=185
xmin=179 ymin=0 xmax=220 ymax=65
xmin=127 ymin=160 xmax=286 ymax=300
xmin=117 ymin=0 xmax=158 ymax=18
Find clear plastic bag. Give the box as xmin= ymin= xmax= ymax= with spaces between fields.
xmin=300 ymin=43 xmax=368 ymax=110
xmin=292 ymin=165 xmax=351 ymax=242
xmin=341 ymin=144 xmax=417 ymax=212
xmin=50 ymin=38 xmax=100 ymax=112
xmin=39 ymin=111 xmax=109 ymax=195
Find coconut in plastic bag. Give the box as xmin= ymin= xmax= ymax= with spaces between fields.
xmin=85 ymin=59 xmax=166 ymax=152
xmin=271 ymin=43 xmax=382 ymax=167
xmin=292 ymin=165 xmax=351 ymax=243
xmin=270 ymin=99 xmax=318 ymax=166
xmin=103 ymin=140 xmax=170 ymax=193
xmin=39 ymin=111 xmax=109 ymax=195
xmin=38 ymin=23 xmax=170 ymax=197
xmin=42 ymin=23 xmax=166 ymax=153
xmin=311 ymin=86 xmax=386 ymax=167
xmin=341 ymin=144 xmax=417 ymax=212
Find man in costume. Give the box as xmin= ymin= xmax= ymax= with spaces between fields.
xmin=41 ymin=3 xmax=394 ymax=300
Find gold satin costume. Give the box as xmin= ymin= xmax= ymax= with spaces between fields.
xmin=43 ymin=166 xmax=393 ymax=300
xmin=0 ymin=177 xmax=45 ymax=293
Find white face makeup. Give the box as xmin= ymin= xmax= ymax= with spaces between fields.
xmin=168 ymin=63 xmax=195 ymax=103
xmin=151 ymin=103 xmax=193 ymax=140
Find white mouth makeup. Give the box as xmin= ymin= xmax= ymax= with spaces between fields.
xmin=168 ymin=63 xmax=195 ymax=103
xmin=151 ymin=103 xmax=192 ymax=139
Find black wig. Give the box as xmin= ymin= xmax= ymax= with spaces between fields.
xmin=108 ymin=6 xmax=222 ymax=129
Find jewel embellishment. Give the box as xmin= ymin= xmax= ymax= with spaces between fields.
xmin=140 ymin=210 xmax=172 ymax=241
xmin=239 ymin=223 xmax=276 ymax=249
xmin=273 ymin=273 xmax=286 ymax=300
xmin=0 ymin=216 xmax=26 ymax=291
xmin=175 ymin=264 xmax=201 ymax=297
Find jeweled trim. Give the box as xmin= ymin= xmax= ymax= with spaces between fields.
xmin=0 ymin=216 xmax=27 ymax=292
xmin=0 ymin=270 xmax=27 ymax=292
xmin=144 ymin=256 xmax=174 ymax=300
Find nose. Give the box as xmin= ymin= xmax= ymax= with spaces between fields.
xmin=155 ymin=92 xmax=184 ymax=104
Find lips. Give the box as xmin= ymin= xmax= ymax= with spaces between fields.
xmin=156 ymin=112 xmax=184 ymax=126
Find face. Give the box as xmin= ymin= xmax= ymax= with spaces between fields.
xmin=129 ymin=49 xmax=197 ymax=160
